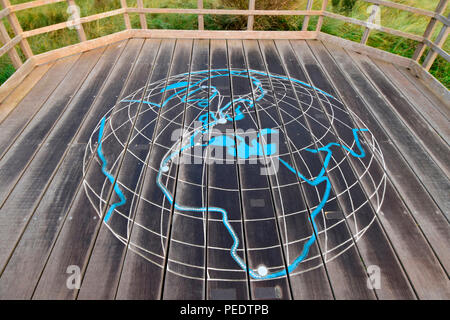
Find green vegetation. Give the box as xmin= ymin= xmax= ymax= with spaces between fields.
xmin=0 ymin=0 xmax=448 ymax=88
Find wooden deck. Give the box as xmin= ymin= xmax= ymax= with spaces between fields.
xmin=0 ymin=38 xmax=448 ymax=300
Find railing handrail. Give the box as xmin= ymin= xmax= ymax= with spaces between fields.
xmin=0 ymin=0 xmax=448 ymax=74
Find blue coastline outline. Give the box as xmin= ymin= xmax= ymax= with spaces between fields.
xmin=97 ymin=69 xmax=368 ymax=279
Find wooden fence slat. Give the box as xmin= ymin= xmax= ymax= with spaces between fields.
xmin=197 ymin=0 xmax=204 ymax=30
xmin=412 ymin=0 xmax=448 ymax=62
xmin=247 ymin=0 xmax=255 ymax=31
xmin=0 ymin=21 xmax=22 ymax=68
xmin=21 ymin=8 xmax=126 ymax=38
xmin=0 ymin=0 xmax=33 ymax=59
xmin=120 ymin=0 xmax=131 ymax=29
xmin=302 ymin=0 xmax=314 ymax=31
xmin=316 ymin=0 xmax=328 ymax=32
xmin=422 ymin=14 xmax=450 ymax=70
xmin=137 ymin=0 xmax=147 ymax=29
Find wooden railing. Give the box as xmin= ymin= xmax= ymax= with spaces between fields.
xmin=0 ymin=0 xmax=448 ymax=75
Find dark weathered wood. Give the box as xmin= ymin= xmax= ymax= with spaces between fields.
xmin=0 ymin=47 xmax=109 ymax=274
xmin=319 ymin=41 xmax=450 ymax=299
xmin=113 ymin=39 xmax=179 ymax=300
xmin=266 ymin=39 xmax=376 ymax=300
xmin=0 ymin=41 xmax=126 ymax=299
xmin=0 ymin=49 xmax=103 ymax=209
xmin=113 ymin=40 xmax=180 ymax=300
xmin=142 ymin=39 xmax=196 ymax=300
xmin=396 ymin=66 xmax=450 ymax=120
xmin=0 ymin=55 xmax=79 ymax=155
xmin=290 ymin=39 xmax=416 ymax=299
xmin=161 ymin=39 xmax=209 ymax=300
xmin=0 ymin=34 xmax=448 ymax=300
xmin=228 ymin=39 xmax=292 ymax=300
xmin=77 ymin=39 xmax=162 ymax=300
xmin=205 ymin=39 xmax=250 ymax=300
xmin=309 ymin=40 xmax=450 ymax=277
xmin=371 ymin=58 xmax=449 ymax=144
xmin=0 ymin=64 xmax=50 ymax=123
xmin=31 ymin=39 xmax=146 ymax=299
xmin=242 ymin=39 xmax=334 ymax=300
xmin=348 ymin=51 xmax=450 ymax=177
xmin=343 ymin=49 xmax=450 ymax=221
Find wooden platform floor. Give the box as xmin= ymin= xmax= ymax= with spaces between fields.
xmin=0 ymin=38 xmax=448 ymax=300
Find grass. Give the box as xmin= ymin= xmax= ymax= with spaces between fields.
xmin=0 ymin=0 xmax=448 ymax=88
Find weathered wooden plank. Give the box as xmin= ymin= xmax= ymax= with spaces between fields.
xmin=31 ymin=39 xmax=145 ymax=299
xmin=0 ymin=55 xmax=78 ymax=156
xmin=319 ymin=41 xmax=450 ymax=299
xmin=318 ymin=33 xmax=413 ymax=68
xmin=0 ymin=63 xmax=52 ymax=123
xmin=77 ymin=39 xmax=162 ymax=300
xmin=242 ymin=39 xmax=334 ymax=300
xmin=370 ymin=58 xmax=449 ymax=144
xmin=117 ymin=40 xmax=193 ymax=300
xmin=289 ymin=39 xmax=416 ymax=299
xmin=0 ymin=145 xmax=91 ymax=298
xmin=205 ymin=39 xmax=250 ymax=300
xmin=344 ymin=49 xmax=450 ymax=219
xmin=350 ymin=52 xmax=450 ymax=177
xmin=0 ymin=58 xmax=35 ymax=104
xmin=227 ymin=39 xmax=292 ymax=300
xmin=161 ymin=39 xmax=209 ymax=300
xmin=0 ymin=42 xmax=127 ymax=300
xmin=34 ymin=30 xmax=133 ymax=67
xmin=395 ymin=66 xmax=450 ymax=120
xmin=133 ymin=29 xmax=317 ymax=40
xmin=311 ymin=40 xmax=450 ymax=276
xmin=140 ymin=39 xmax=196 ymax=300
xmin=0 ymin=46 xmax=110 ymax=275
xmin=113 ymin=40 xmax=179 ymax=300
xmin=0 ymin=49 xmax=101 ymax=208
xmin=265 ymin=39 xmax=376 ymax=300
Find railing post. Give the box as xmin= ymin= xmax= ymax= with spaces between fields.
xmin=66 ymin=0 xmax=86 ymax=42
xmin=316 ymin=0 xmax=328 ymax=32
xmin=137 ymin=0 xmax=147 ymax=29
xmin=120 ymin=0 xmax=131 ymax=29
xmin=302 ymin=0 xmax=314 ymax=32
xmin=422 ymin=13 xmax=449 ymax=71
xmin=360 ymin=4 xmax=379 ymax=45
xmin=412 ymin=0 xmax=447 ymax=62
xmin=197 ymin=0 xmax=204 ymax=30
xmin=0 ymin=18 xmax=21 ymax=68
xmin=247 ymin=0 xmax=255 ymax=31
xmin=0 ymin=0 xmax=33 ymax=59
